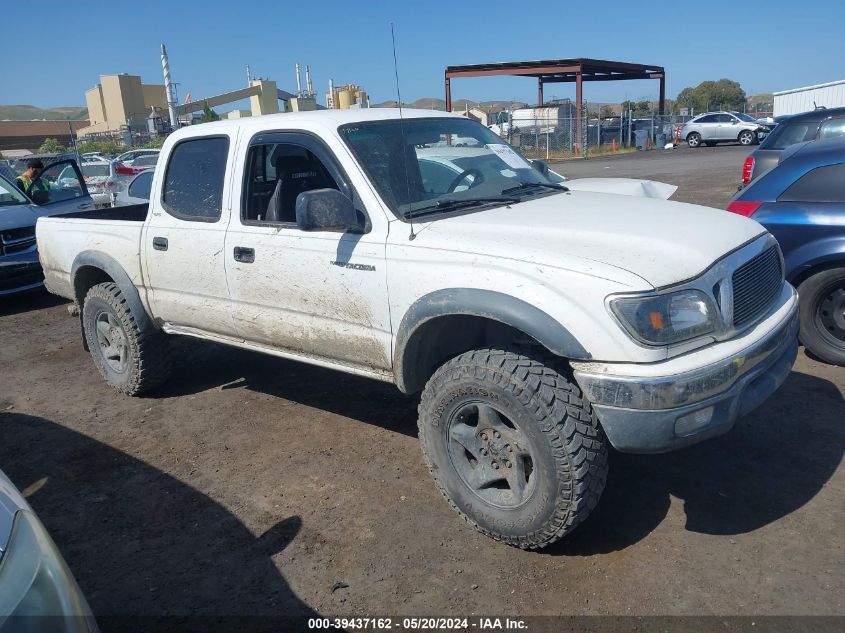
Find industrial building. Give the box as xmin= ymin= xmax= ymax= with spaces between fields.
xmin=773 ymin=79 xmax=845 ymax=117
xmin=326 ymin=83 xmax=369 ymax=109
xmin=0 ymin=120 xmax=89 ymax=153
xmin=78 ymin=74 xmax=167 ymax=137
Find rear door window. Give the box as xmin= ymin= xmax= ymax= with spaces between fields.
xmin=161 ymin=136 xmax=229 ymax=221
xmin=778 ymin=163 xmax=845 ymax=202
xmin=128 ymin=171 xmax=154 ymax=200
xmin=763 ymin=121 xmax=817 ymax=149
xmin=819 ymin=117 xmax=845 ymax=140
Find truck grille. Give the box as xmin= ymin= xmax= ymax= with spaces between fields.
xmin=732 ymin=246 xmax=783 ymax=327
xmin=1 ymin=227 xmax=36 ymax=256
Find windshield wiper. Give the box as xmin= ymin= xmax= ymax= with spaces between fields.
xmin=501 ymin=182 xmax=568 ymax=196
xmin=404 ymin=196 xmax=519 ymax=218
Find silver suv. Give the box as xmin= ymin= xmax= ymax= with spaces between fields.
xmin=680 ymin=111 xmax=771 ymax=148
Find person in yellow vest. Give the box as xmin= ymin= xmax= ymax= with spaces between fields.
xmin=15 ymin=159 xmax=49 ymax=200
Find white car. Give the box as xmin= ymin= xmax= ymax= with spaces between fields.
xmin=57 ymin=160 xmax=113 ymax=207
xmin=416 ymin=146 xmax=677 ymax=199
xmin=113 ymin=148 xmax=160 ymax=167
xmin=37 ymin=109 xmax=797 ymax=550
xmin=113 ymin=169 xmax=153 ymax=206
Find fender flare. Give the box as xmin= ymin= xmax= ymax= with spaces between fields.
xmin=71 ymin=250 xmax=155 ymax=335
xmin=394 ymin=288 xmax=590 ymax=393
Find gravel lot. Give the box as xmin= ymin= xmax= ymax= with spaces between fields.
xmin=1 ymin=145 xmax=842 ymax=628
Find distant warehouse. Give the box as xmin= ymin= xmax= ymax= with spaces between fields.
xmin=773 ymin=79 xmax=845 ymax=117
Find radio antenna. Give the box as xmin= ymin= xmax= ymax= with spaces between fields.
xmin=391 ymin=22 xmax=416 ymax=240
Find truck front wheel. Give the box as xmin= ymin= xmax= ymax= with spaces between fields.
xmin=418 ymin=348 xmax=608 ymax=549
xmin=82 ymin=282 xmax=171 ymax=395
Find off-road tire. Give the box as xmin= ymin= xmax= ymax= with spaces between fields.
xmin=798 ymin=268 xmax=845 ymax=366
xmin=418 ymin=348 xmax=608 ymax=549
xmin=738 ymin=130 xmax=756 ymax=146
xmin=687 ymin=132 xmax=702 ymax=148
xmin=82 ymin=282 xmax=172 ymax=395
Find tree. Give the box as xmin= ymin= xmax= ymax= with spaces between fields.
xmin=200 ymin=102 xmax=219 ymax=123
xmin=600 ymin=105 xmax=616 ymax=118
xmin=38 ymin=138 xmax=67 ymax=154
xmin=676 ymin=79 xmax=747 ymax=113
xmin=621 ymin=99 xmax=652 ymax=117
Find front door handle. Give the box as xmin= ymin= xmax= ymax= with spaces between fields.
xmin=234 ymin=246 xmax=255 ymax=263
xmin=152 ymin=236 xmax=168 ymax=251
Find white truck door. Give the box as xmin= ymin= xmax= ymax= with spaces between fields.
xmin=141 ymin=133 xmax=238 ymax=337
xmin=224 ymin=132 xmax=392 ymax=372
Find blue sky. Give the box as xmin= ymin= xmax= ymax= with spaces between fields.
xmin=6 ymin=0 xmax=844 ymax=109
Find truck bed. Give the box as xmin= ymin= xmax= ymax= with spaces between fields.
xmin=36 ymin=204 xmax=149 ymax=302
xmin=53 ymin=203 xmax=149 ymax=222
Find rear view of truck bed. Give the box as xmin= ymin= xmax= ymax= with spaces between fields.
xmin=36 ymin=204 xmax=149 ymax=302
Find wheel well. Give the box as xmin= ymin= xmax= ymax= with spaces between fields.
xmin=739 ymin=129 xmax=755 ymax=139
xmin=399 ymin=315 xmax=554 ymax=394
xmin=687 ymin=131 xmax=700 ymax=139
xmin=789 ymin=260 xmax=845 ymax=289
xmin=73 ymin=266 xmax=115 ymax=306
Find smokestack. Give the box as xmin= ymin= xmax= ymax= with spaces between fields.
xmin=328 ymin=79 xmax=335 ymax=109
xmin=161 ymin=44 xmax=180 ymax=130
xmin=246 ymin=64 xmax=252 ymax=86
xmin=295 ymin=63 xmax=302 ymax=95
xmin=305 ymin=65 xmax=313 ymax=94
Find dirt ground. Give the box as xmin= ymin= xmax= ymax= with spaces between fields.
xmin=0 ymin=144 xmax=843 ymax=628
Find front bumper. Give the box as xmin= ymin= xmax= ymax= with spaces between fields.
xmin=572 ymin=288 xmax=799 ymax=453
xmin=0 ymin=249 xmax=44 ymax=297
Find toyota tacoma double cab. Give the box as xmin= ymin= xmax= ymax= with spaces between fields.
xmin=36 ymin=109 xmax=799 ymax=549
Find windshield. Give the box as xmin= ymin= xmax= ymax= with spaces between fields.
xmin=339 ymin=117 xmax=559 ymax=218
xmin=0 ymin=174 xmax=29 ymax=207
xmin=732 ymin=112 xmax=759 ymax=123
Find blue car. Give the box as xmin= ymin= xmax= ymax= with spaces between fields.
xmin=728 ymin=138 xmax=845 ymax=366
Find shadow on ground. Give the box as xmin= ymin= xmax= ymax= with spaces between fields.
xmin=157 ymin=338 xmax=420 ymax=437
xmin=550 ymin=369 xmax=845 ymax=555
xmin=0 ymin=289 xmax=67 ymax=317
xmin=0 ymin=412 xmax=319 ymax=626
xmin=150 ymin=338 xmax=844 ymax=555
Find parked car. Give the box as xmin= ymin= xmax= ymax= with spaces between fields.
xmin=0 ymin=161 xmax=94 ymax=296
xmin=0 ymin=468 xmax=98 ymax=629
xmin=113 ymin=148 xmax=160 ymax=167
xmin=727 ymin=137 xmax=845 ymax=365
xmin=37 ymin=109 xmax=797 ymax=550
xmin=57 ymin=160 xmax=114 ymax=207
xmin=416 ymin=147 xmax=677 ymax=199
xmin=113 ymin=169 xmax=154 ymax=206
xmin=739 ymin=105 xmax=845 ymax=187
xmin=681 ymin=111 xmax=771 ymax=148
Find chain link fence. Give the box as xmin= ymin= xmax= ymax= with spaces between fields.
xmin=489 ymin=108 xmax=776 ymax=158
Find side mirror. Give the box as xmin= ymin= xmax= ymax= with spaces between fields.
xmin=531 ymin=159 xmax=549 ymax=177
xmin=295 ymin=188 xmax=361 ymax=233
xmin=732 ymin=119 xmax=739 ymax=124
xmin=30 ymin=190 xmax=49 ymax=205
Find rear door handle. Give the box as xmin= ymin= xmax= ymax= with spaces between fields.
xmin=152 ymin=236 xmax=168 ymax=251
xmin=233 ymin=246 xmax=255 ymax=263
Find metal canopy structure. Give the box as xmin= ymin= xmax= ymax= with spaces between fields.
xmin=444 ymin=58 xmax=666 ymax=142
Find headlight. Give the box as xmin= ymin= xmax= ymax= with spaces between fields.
xmin=0 ymin=510 xmax=97 ymax=631
xmin=610 ymin=290 xmax=719 ymax=346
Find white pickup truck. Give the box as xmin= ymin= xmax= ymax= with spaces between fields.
xmin=37 ymin=109 xmax=798 ymax=549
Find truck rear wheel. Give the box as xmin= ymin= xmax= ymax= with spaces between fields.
xmin=418 ymin=348 xmax=608 ymax=549
xmin=82 ymin=282 xmax=171 ymax=395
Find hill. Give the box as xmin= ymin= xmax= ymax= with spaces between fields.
xmin=0 ymin=105 xmax=88 ymax=121
xmin=372 ymin=97 xmax=528 ymax=111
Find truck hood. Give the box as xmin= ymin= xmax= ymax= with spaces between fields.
xmin=0 ymin=206 xmax=38 ymax=231
xmin=415 ymin=191 xmax=766 ymax=288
